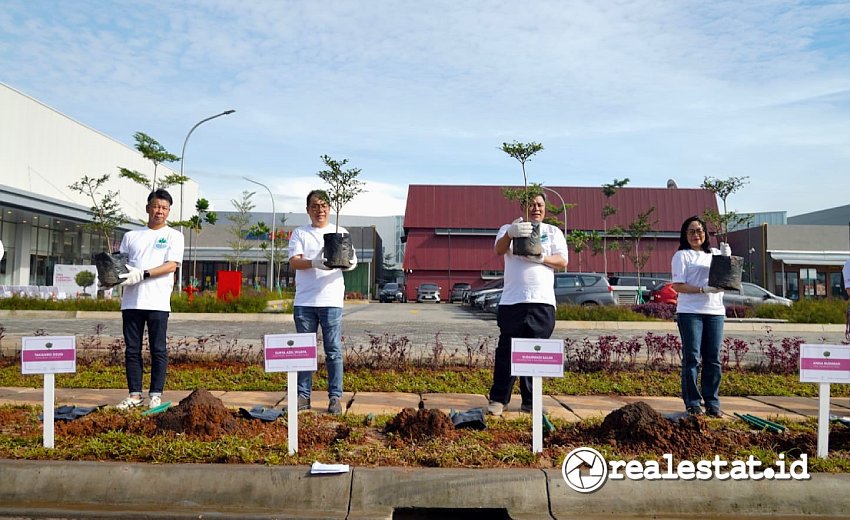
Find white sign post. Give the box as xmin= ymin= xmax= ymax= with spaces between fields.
xmin=21 ymin=336 xmax=76 ymax=448
xmin=511 ymin=338 xmax=564 ymax=453
xmin=799 ymin=344 xmax=850 ymax=458
xmin=264 ymin=333 xmax=317 ymax=455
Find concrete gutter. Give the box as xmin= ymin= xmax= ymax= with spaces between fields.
xmin=2 ymin=460 xmax=849 ymax=519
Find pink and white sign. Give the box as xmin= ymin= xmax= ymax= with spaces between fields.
xmin=511 ymin=338 xmax=564 ymax=378
xmin=264 ymin=333 xmax=318 ymax=373
xmin=21 ymin=336 xmax=76 ymax=374
xmin=800 ymin=344 xmax=850 ymax=383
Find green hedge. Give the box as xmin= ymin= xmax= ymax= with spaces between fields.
xmin=756 ymin=298 xmax=848 ymax=324
xmin=556 ymin=304 xmax=653 ymax=321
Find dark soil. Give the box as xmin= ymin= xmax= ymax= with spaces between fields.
xmin=155 ymin=388 xmax=239 ymax=440
xmin=385 ymin=408 xmax=455 ymax=441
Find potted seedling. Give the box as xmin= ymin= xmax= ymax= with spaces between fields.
xmin=500 ymin=141 xmax=544 ymax=256
xmin=702 ymin=176 xmax=750 ymax=291
xmin=69 ymin=174 xmax=130 ymax=289
xmin=316 ymin=154 xmax=366 ymax=268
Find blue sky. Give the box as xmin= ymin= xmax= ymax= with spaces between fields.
xmin=2 ymin=1 xmax=850 ymax=218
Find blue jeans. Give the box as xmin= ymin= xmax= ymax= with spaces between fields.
xmin=122 ymin=309 xmax=169 ymax=395
xmin=677 ymin=313 xmax=724 ymax=409
xmin=294 ymin=306 xmax=343 ymax=400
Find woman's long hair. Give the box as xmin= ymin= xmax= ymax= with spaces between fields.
xmin=678 ymin=216 xmax=711 ymax=252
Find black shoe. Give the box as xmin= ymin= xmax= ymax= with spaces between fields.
xmin=520 ymin=403 xmax=549 ymax=414
xmin=706 ymin=406 xmax=722 ymax=418
xmin=686 ymin=405 xmax=704 ymax=416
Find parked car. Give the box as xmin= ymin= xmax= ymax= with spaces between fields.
xmin=554 ymin=273 xmax=616 ymax=306
xmin=482 ymin=289 xmax=501 ymax=314
xmin=378 ymin=282 xmax=406 ymax=303
xmin=462 ymin=278 xmax=504 ymax=306
xmin=609 ymin=276 xmax=670 ymax=302
xmin=449 ymin=282 xmax=472 ymax=303
xmin=649 ymin=282 xmax=793 ymax=308
xmin=416 ymin=283 xmax=441 ymax=303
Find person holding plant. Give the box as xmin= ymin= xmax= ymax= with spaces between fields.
xmin=487 ymin=193 xmax=568 ymax=416
xmin=287 ymin=190 xmax=357 ymax=415
xmin=671 ymin=215 xmax=731 ymax=417
xmin=115 ymin=189 xmax=184 ymax=410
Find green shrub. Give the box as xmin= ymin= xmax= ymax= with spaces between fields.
xmin=556 ymin=304 xmax=653 ymax=321
xmin=785 ymin=298 xmax=847 ymax=324
xmin=753 ymin=303 xmax=791 ymax=321
xmin=170 ymin=289 xmax=271 ymax=313
xmin=0 ymin=296 xmax=120 ymax=311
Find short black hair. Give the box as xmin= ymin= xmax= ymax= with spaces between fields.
xmin=306 ymin=190 xmax=329 ymax=206
xmin=147 ymin=189 xmax=173 ymax=206
xmin=678 ymin=215 xmax=711 ymax=252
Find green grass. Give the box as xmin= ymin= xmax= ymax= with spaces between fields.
xmin=556 ymin=304 xmax=654 ymax=321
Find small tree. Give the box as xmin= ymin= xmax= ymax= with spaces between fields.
xmin=622 ymin=206 xmax=658 ymax=299
xmin=566 ymin=230 xmax=591 ymax=272
xmin=601 ymin=178 xmax=630 ymax=274
xmin=316 ymin=155 xmax=366 ymax=234
xmin=74 ymin=270 xmax=96 ymax=297
xmin=185 ymin=198 xmax=217 ymax=279
xmin=248 ymin=221 xmax=270 ymax=287
xmin=118 ymin=132 xmax=182 ymax=191
xmin=701 ymin=176 xmax=750 ymax=245
xmin=224 ymin=190 xmax=255 ymax=271
xmin=68 ymin=174 xmax=129 ymax=253
xmin=500 ymin=141 xmax=543 ymax=221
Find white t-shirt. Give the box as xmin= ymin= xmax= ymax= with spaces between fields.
xmin=497 ymin=222 xmax=568 ymax=306
xmin=671 ymin=248 xmax=725 ymax=315
xmin=119 ymin=226 xmax=184 ymax=312
xmin=289 ymin=223 xmax=355 ymax=308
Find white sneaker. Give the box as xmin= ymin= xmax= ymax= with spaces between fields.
xmin=149 ymin=395 xmax=162 ymax=409
xmin=486 ymin=400 xmax=504 ymax=416
xmin=116 ymin=395 xmax=144 ymax=410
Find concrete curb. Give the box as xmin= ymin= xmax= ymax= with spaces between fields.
xmin=2 ymin=460 xmax=850 ymax=518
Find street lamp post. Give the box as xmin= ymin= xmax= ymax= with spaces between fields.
xmin=244 ymin=177 xmax=275 ymax=291
xmin=178 ymin=109 xmax=235 ymax=291
xmin=540 ymin=186 xmax=568 ymax=239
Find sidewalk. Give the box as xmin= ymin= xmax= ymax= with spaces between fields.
xmin=3 ymin=386 xmax=850 ymax=420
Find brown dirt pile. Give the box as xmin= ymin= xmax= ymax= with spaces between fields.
xmin=385 ymin=408 xmax=454 ymax=441
xmin=155 ymin=388 xmax=238 ymax=440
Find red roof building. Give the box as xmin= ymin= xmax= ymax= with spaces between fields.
xmin=402 ymin=184 xmax=718 ymax=299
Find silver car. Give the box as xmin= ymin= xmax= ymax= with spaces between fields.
xmin=723 ymin=282 xmax=792 ymax=308
xmin=416 ymin=283 xmax=441 ymax=303
xmin=554 ymin=273 xmax=616 ymax=306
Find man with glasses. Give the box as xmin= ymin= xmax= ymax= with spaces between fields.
xmin=287 ymin=190 xmax=357 ymax=415
xmin=115 ymin=189 xmax=184 ymax=410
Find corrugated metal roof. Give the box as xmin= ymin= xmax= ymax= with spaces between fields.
xmin=403 ymin=185 xmax=718 ymax=232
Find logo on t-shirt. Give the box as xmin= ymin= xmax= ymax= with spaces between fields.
xmin=155 ymin=237 xmax=168 ymax=250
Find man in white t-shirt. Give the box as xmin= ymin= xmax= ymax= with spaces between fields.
xmin=115 ymin=189 xmax=184 ymax=411
xmin=287 ymin=190 xmax=357 ymax=415
xmin=487 ymin=194 xmax=569 ymax=416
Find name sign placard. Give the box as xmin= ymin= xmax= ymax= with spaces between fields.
xmin=510 ymin=338 xmax=564 ymax=378
xmin=21 ymin=336 xmax=76 ymax=375
xmin=800 ymin=344 xmax=850 ymax=384
xmin=264 ymin=333 xmax=318 ymax=373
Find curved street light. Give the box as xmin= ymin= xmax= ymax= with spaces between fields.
xmin=244 ymin=177 xmax=275 ymax=291
xmin=541 ymin=186 xmax=568 ymax=239
xmin=177 ymin=109 xmax=236 ymax=291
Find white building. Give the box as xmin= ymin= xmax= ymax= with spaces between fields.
xmin=0 ymin=82 xmax=199 ymax=286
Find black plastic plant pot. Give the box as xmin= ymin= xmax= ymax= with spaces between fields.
xmin=708 ymin=255 xmax=744 ymax=292
xmin=512 ymin=222 xmax=543 ymax=256
xmin=93 ymin=251 xmax=130 ymax=288
xmin=323 ymin=233 xmax=353 ymax=269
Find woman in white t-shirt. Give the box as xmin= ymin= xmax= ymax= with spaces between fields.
xmin=671 ymin=216 xmax=729 ymax=418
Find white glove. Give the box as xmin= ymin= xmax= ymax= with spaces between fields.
xmin=520 ymin=253 xmax=545 ymax=264
xmin=507 ymin=217 xmax=533 ymax=238
xmin=719 ymin=242 xmax=731 ymax=257
xmin=702 ymin=286 xmax=723 ymax=294
xmin=311 ymin=249 xmax=332 ymax=270
xmin=344 ymin=257 xmax=358 ymax=272
xmin=119 ymin=266 xmax=144 ymax=286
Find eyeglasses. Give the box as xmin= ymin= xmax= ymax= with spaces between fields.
xmin=308 ymin=204 xmax=329 ymax=211
xmin=687 ymin=228 xmax=705 ymax=236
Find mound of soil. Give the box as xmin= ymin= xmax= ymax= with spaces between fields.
xmin=155 ymin=388 xmax=238 ymax=440
xmin=385 ymin=408 xmax=454 ymax=441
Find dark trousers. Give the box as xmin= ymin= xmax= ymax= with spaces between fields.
xmin=122 ymin=309 xmax=169 ymax=395
xmin=489 ymin=303 xmax=556 ymax=405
